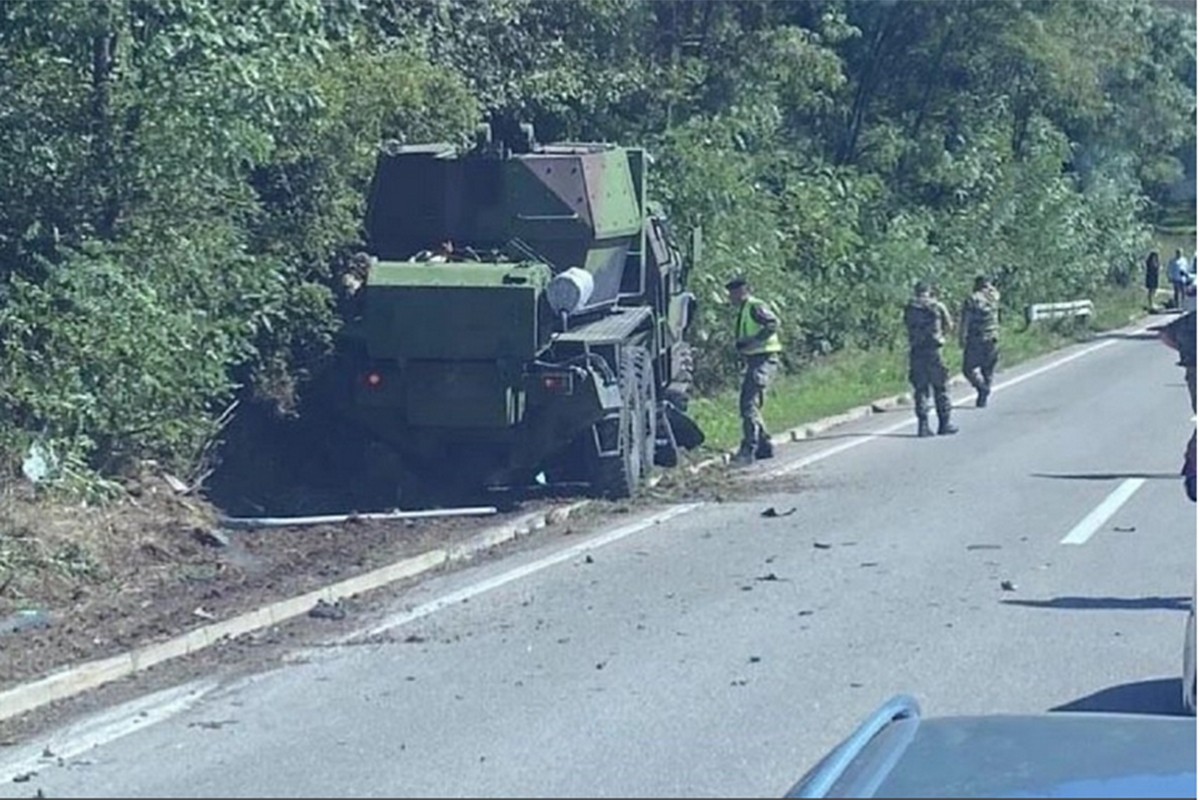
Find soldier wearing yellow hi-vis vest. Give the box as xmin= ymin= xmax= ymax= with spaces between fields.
xmin=726 ymin=275 xmax=783 ymax=467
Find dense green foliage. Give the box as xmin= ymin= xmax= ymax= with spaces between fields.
xmin=0 ymin=0 xmax=1193 ymax=493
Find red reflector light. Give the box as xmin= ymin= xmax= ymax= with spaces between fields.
xmin=364 ymin=371 xmax=383 ymax=389
xmin=540 ymin=373 xmax=572 ymax=394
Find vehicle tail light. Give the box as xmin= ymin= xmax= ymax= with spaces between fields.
xmin=540 ymin=372 xmax=574 ymax=394
xmin=364 ymin=371 xmax=384 ymax=389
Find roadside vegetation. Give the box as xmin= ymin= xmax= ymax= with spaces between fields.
xmin=0 ymin=0 xmax=1194 ymax=506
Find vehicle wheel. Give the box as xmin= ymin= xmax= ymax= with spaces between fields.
xmin=593 ymin=345 xmax=654 ymax=499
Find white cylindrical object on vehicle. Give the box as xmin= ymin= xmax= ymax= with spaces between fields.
xmin=546 ymin=267 xmax=595 ymax=314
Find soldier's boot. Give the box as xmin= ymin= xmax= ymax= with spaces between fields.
xmin=916 ymin=415 xmax=934 ymax=438
xmin=976 ymin=386 xmax=990 ymax=408
xmin=731 ymin=443 xmax=756 ymax=467
xmin=755 ymin=437 xmax=775 ymax=460
xmin=937 ymin=412 xmax=959 ymax=436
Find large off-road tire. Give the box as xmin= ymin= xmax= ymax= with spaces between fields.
xmin=593 ymin=345 xmax=656 ymax=499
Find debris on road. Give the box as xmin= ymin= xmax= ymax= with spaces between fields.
xmin=308 ymin=599 xmax=347 ymax=621
xmin=966 ymin=543 xmax=1002 ymax=551
xmin=1113 ymin=525 xmax=1136 ymax=532
xmin=761 ymin=506 xmax=796 ymax=518
xmin=192 ymin=527 xmax=231 ymax=548
xmin=188 ymin=720 xmax=238 ymax=731
xmin=813 ymin=541 xmax=833 ymax=549
xmin=162 ymin=473 xmax=190 ymax=494
xmin=0 ymin=609 xmax=52 ymax=636
xmin=1000 ymin=580 xmax=1017 ymax=591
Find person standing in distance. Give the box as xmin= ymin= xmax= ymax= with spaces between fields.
xmin=904 ymin=281 xmax=958 ymax=437
xmin=1144 ymin=251 xmax=1161 ymax=311
xmin=959 ymin=275 xmax=1001 ymax=408
xmin=726 ymin=275 xmax=783 ymax=466
xmin=1169 ymin=248 xmax=1190 ymax=310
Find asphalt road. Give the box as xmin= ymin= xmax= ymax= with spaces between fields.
xmin=1 ymin=322 xmax=1195 ymax=798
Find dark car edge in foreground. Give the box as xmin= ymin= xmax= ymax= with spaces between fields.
xmin=786 ymin=694 xmax=1197 ymax=799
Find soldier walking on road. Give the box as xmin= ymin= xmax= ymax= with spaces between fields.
xmin=726 ymin=275 xmax=783 ymax=466
xmin=904 ymin=281 xmax=958 ymax=438
xmin=960 ymin=275 xmax=1001 ymax=408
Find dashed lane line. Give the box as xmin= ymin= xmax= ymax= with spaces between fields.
xmin=1060 ymin=478 xmax=1146 ymax=545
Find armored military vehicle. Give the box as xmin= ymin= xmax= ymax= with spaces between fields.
xmin=334 ymin=123 xmax=703 ymax=503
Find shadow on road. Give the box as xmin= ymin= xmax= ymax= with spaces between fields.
xmin=1002 ymin=595 xmax=1190 ymax=611
xmin=1050 ymin=677 xmax=1188 ymax=716
xmin=1030 ymin=471 xmax=1181 ymax=481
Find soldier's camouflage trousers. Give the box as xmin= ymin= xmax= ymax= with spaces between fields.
xmin=962 ymin=337 xmax=999 ymax=393
xmin=908 ymin=347 xmax=951 ymax=421
xmin=739 ymin=353 xmax=780 ymax=454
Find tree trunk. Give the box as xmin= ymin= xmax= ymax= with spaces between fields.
xmin=90 ymin=1 xmax=119 ymax=239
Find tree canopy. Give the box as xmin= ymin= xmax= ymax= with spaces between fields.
xmin=0 ymin=0 xmax=1193 ymax=491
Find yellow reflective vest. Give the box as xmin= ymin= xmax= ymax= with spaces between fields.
xmin=736 ymin=297 xmax=783 ymax=355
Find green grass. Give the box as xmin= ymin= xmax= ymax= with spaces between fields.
xmin=688 ymin=283 xmax=1155 ymax=454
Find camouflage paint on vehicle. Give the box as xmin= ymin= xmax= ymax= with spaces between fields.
xmin=335 ymin=124 xmax=702 ymax=501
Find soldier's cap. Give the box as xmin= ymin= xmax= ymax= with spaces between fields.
xmin=725 ymin=275 xmax=749 ymax=291
xmin=913 ymin=280 xmax=931 ymax=295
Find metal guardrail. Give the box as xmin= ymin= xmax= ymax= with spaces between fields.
xmin=1025 ymin=299 xmax=1094 ymax=324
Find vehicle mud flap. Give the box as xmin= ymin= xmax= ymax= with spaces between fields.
xmin=666 ymin=401 xmax=705 ymax=450
xmin=654 ymin=403 xmax=680 ymax=468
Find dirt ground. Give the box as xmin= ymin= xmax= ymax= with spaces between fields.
xmin=0 ymin=435 xmax=811 ymax=761
xmin=0 ymin=447 xmax=764 ymax=697
xmin=0 ymin=473 xmax=542 ymax=694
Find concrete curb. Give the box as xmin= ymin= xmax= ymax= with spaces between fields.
xmin=0 ymin=501 xmax=591 ymax=725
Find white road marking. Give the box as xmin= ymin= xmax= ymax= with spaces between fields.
xmin=761 ymin=335 xmax=1129 ymax=479
xmin=336 ymin=503 xmax=704 ymax=644
xmin=0 ymin=680 xmax=216 ymax=783
xmin=1060 ymin=479 xmax=1146 ymax=545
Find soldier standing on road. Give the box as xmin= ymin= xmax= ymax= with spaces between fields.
xmin=959 ymin=275 xmax=1001 ymax=408
xmin=904 ymin=281 xmax=958 ymax=437
xmin=726 ymin=275 xmax=783 ymax=466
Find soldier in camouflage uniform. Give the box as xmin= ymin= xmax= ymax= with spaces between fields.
xmin=904 ymin=281 xmax=958 ymax=438
xmin=959 ymin=275 xmax=1001 ymax=408
xmin=726 ymin=275 xmax=783 ymax=466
